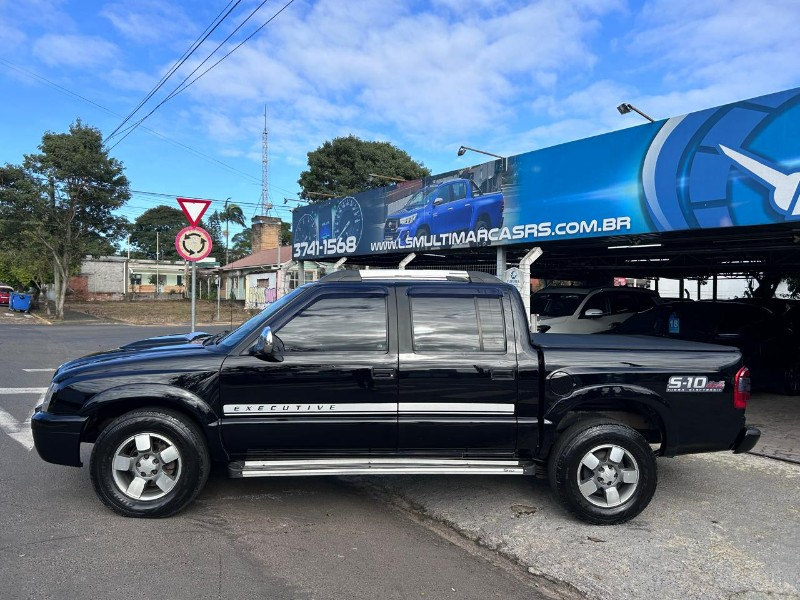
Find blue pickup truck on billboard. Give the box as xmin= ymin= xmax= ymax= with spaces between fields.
xmin=292 ymin=86 xmax=800 ymax=261
xmin=384 ymin=179 xmax=504 ymax=243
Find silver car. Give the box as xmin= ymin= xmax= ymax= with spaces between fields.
xmin=532 ymin=286 xmax=662 ymax=333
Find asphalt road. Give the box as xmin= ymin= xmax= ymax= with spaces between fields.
xmin=4 ymin=321 xmax=798 ymax=600
xmin=0 ymin=323 xmax=561 ymax=600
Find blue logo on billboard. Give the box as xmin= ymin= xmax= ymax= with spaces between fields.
xmin=642 ymin=88 xmax=800 ymax=230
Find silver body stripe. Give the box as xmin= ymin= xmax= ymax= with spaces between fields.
xmin=399 ymin=402 xmax=513 ymax=414
xmin=223 ymin=402 xmax=515 ymax=416
xmin=223 ymin=403 xmax=394 ymax=415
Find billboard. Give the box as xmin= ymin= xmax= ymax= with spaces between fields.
xmin=292 ymin=87 xmax=800 ymax=261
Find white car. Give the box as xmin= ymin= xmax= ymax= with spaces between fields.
xmin=532 ymin=286 xmax=662 ymax=333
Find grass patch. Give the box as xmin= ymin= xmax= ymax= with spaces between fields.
xmin=66 ymin=299 xmax=256 ymax=326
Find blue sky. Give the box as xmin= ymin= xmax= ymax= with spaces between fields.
xmin=3 ymin=0 xmax=800 ymax=245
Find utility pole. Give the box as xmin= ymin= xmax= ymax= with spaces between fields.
xmin=155 ymin=230 xmax=159 ymax=298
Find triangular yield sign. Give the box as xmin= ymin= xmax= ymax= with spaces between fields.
xmin=177 ymin=197 xmax=212 ymax=226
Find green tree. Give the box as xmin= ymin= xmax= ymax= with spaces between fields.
xmin=298 ymin=135 xmax=430 ymax=201
xmin=216 ymin=202 xmax=246 ymax=264
xmin=130 ymin=205 xmax=186 ymax=261
xmin=229 ymin=227 xmax=252 ymax=262
xmin=280 ymin=221 xmax=292 ymax=246
xmin=0 ymin=121 xmax=129 ymax=318
xmin=744 ymin=274 xmax=782 ymax=298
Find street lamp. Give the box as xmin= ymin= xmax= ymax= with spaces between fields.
xmin=457 ymin=145 xmax=507 ymax=172
xmin=617 ymin=103 xmax=655 ymax=123
xmin=457 ymin=145 xmax=505 ymax=160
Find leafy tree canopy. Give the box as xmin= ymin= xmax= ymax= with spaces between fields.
xmin=130 ymin=205 xmax=188 ymax=261
xmin=298 ymin=135 xmax=430 ymax=201
xmin=0 ymin=120 xmax=129 ymax=318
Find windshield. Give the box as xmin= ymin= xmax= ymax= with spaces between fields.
xmin=530 ymin=292 xmax=587 ymax=317
xmin=403 ymin=186 xmax=437 ymax=210
xmin=217 ymin=285 xmax=309 ymax=350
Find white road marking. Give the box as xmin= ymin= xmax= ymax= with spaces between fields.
xmin=22 ymin=369 xmax=55 ymax=372
xmin=0 ymin=389 xmax=47 ymax=450
xmin=0 ymin=407 xmax=34 ymax=450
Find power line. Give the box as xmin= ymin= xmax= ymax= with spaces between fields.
xmin=105 ymin=0 xmax=242 ymax=142
xmin=0 ymin=58 xmax=262 ymax=185
xmin=109 ymin=0 xmax=296 ymax=150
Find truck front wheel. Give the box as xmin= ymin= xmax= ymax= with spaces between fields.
xmin=547 ymin=419 xmax=657 ymax=525
xmin=90 ymin=409 xmax=210 ymax=518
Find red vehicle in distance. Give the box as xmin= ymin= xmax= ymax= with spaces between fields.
xmin=0 ymin=285 xmax=13 ymax=306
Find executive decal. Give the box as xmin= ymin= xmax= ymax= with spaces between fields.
xmin=293 ymin=86 xmax=800 ymax=260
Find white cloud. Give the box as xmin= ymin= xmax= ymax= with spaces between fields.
xmin=33 ymin=34 xmax=119 ymax=68
xmin=106 ymin=68 xmax=158 ymax=93
xmin=0 ymin=25 xmax=26 ymax=54
xmin=177 ymin=0 xmax=621 ymax=153
xmin=100 ymin=1 xmax=196 ymax=44
xmin=626 ymin=0 xmax=800 ymax=112
xmin=0 ymin=0 xmax=76 ymax=32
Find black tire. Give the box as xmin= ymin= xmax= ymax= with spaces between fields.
xmin=416 ymin=226 xmax=430 ymax=239
xmin=90 ymin=409 xmax=210 ymax=518
xmin=547 ymin=418 xmax=657 ymax=525
xmin=473 ymin=218 xmax=491 ymax=247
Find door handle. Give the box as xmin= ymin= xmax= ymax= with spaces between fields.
xmin=372 ymin=368 xmax=396 ymax=379
xmin=490 ymin=369 xmax=515 ymax=381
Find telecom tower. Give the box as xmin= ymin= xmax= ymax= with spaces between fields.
xmin=260 ymin=105 xmax=272 ymax=216
xmin=251 ymin=106 xmax=282 ymax=257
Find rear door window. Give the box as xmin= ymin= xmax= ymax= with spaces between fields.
xmin=411 ymin=295 xmax=506 ymax=353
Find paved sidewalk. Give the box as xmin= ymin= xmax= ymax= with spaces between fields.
xmin=746 ymin=393 xmax=800 ymax=463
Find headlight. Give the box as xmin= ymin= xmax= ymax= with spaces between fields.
xmin=399 ymin=214 xmax=417 ymax=225
xmin=39 ymin=382 xmax=56 ymax=412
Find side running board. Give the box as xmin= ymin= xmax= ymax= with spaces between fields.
xmin=228 ymin=458 xmax=536 ymax=478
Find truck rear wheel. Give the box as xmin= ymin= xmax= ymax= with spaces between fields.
xmin=90 ymin=409 xmax=210 ymax=518
xmin=547 ymin=418 xmax=657 ymax=525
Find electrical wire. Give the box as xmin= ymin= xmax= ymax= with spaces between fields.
xmin=0 ymin=58 xmax=262 ymax=185
xmin=108 ymin=0 xmax=296 ymax=150
xmin=105 ymin=0 xmax=242 ymax=142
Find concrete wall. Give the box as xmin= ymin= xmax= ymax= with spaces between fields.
xmin=79 ymin=256 xmax=127 ymax=294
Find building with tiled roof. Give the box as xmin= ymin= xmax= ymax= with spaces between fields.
xmin=219 ymin=216 xmax=331 ymax=309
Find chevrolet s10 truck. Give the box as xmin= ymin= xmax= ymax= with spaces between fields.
xmin=32 ymin=271 xmax=759 ymax=524
xmin=384 ymin=179 xmax=504 ymax=242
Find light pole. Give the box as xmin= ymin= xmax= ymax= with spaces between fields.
xmin=457 ymin=145 xmax=507 ymax=171
xmin=616 ymin=103 xmax=655 ymax=123
xmin=224 ymin=197 xmax=231 ymax=267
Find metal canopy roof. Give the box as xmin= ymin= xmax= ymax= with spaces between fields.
xmin=341 ymin=223 xmax=800 ymax=281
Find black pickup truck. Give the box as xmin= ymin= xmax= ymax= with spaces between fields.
xmin=32 ymin=271 xmax=760 ymax=524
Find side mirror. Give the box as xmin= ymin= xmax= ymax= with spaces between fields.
xmin=583 ymin=308 xmax=604 ymax=318
xmin=253 ymin=326 xmax=284 ymax=362
xmin=433 ymin=197 xmax=445 ymax=206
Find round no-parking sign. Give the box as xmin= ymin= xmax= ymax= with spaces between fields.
xmin=175 ymin=226 xmax=213 ymax=261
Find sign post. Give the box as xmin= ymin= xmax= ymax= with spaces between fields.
xmin=175 ymin=198 xmax=214 ymax=332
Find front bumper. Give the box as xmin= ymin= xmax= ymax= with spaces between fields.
xmin=31 ymin=410 xmax=88 ymax=467
xmin=732 ymin=426 xmax=761 ymax=454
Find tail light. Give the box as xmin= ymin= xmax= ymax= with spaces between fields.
xmin=733 ymin=366 xmax=750 ymax=409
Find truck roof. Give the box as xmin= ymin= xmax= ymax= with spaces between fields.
xmin=319 ymin=270 xmax=504 ymax=285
